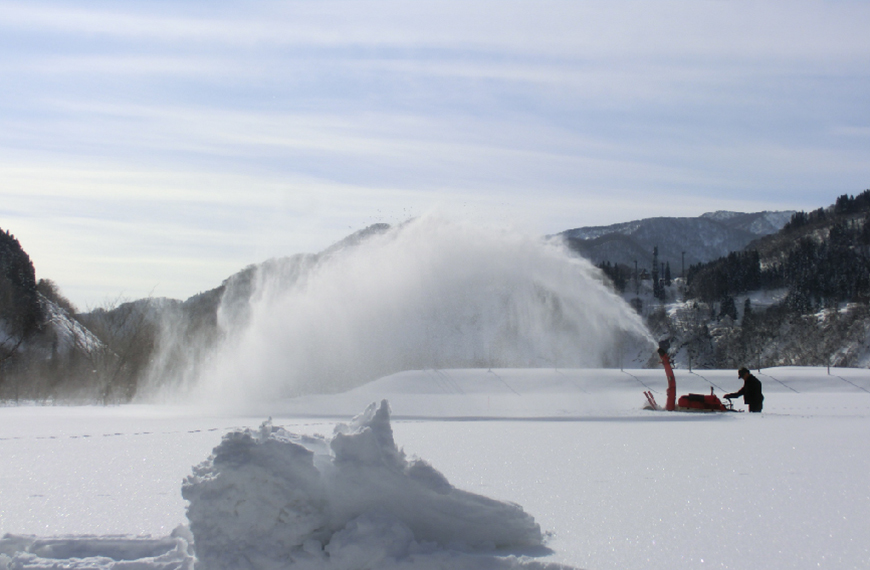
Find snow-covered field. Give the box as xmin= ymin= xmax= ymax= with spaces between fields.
xmin=3 ymin=367 xmax=870 ymax=570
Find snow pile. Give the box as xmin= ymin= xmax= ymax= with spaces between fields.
xmin=182 ymin=401 xmax=567 ymax=570
xmin=0 ymin=531 xmax=194 ymax=570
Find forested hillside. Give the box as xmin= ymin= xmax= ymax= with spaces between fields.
xmin=638 ymin=191 xmax=870 ymax=369
xmin=686 ymin=192 xmax=870 ymax=309
xmin=1 ymin=227 xmax=152 ymax=402
xmin=0 ymin=229 xmax=41 ymax=351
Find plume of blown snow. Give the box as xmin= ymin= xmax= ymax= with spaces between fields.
xmin=182 ymin=215 xmax=654 ymax=406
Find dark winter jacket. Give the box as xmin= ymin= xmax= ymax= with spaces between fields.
xmin=726 ymin=373 xmax=764 ymax=412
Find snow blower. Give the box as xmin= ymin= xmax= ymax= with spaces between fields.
xmin=644 ymin=349 xmax=734 ymax=412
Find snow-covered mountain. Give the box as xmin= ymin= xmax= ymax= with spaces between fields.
xmin=700 ymin=210 xmax=794 ymax=235
xmin=558 ymin=210 xmax=794 ymax=270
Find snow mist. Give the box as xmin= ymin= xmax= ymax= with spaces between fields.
xmin=173 ymin=215 xmax=654 ymax=406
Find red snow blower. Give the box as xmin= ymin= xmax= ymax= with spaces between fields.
xmin=643 ymin=348 xmax=733 ymax=412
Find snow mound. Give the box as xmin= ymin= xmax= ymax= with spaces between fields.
xmin=182 ymin=401 xmax=569 ymax=570
xmin=0 ymin=529 xmax=194 ymax=570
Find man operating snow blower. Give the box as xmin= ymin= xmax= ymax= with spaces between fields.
xmin=725 ymin=367 xmax=764 ymax=412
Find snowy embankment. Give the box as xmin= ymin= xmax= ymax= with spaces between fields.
xmin=2 ymin=367 xmax=870 ymax=570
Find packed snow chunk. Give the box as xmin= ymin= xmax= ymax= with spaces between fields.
xmin=182 ymin=423 xmax=329 ymax=570
xmin=183 ymin=401 xmax=549 ymax=570
xmin=327 ymin=401 xmax=543 ymax=550
xmin=323 ymin=509 xmax=417 ymax=568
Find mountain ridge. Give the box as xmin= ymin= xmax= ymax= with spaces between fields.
xmin=559 ymin=210 xmax=795 ymax=271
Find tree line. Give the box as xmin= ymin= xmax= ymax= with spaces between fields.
xmin=686 ymin=190 xmax=870 ymax=312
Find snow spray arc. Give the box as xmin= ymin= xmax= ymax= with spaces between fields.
xmin=158 ymin=215 xmax=656 ymax=405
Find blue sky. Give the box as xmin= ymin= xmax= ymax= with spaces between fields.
xmin=1 ymin=0 xmax=869 ymax=308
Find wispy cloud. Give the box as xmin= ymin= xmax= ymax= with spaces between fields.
xmin=1 ymin=0 xmax=869 ymax=306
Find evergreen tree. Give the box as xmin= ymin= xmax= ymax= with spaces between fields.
xmin=719 ymin=295 xmax=738 ymax=321
xmin=596 ymin=261 xmax=628 ymax=293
